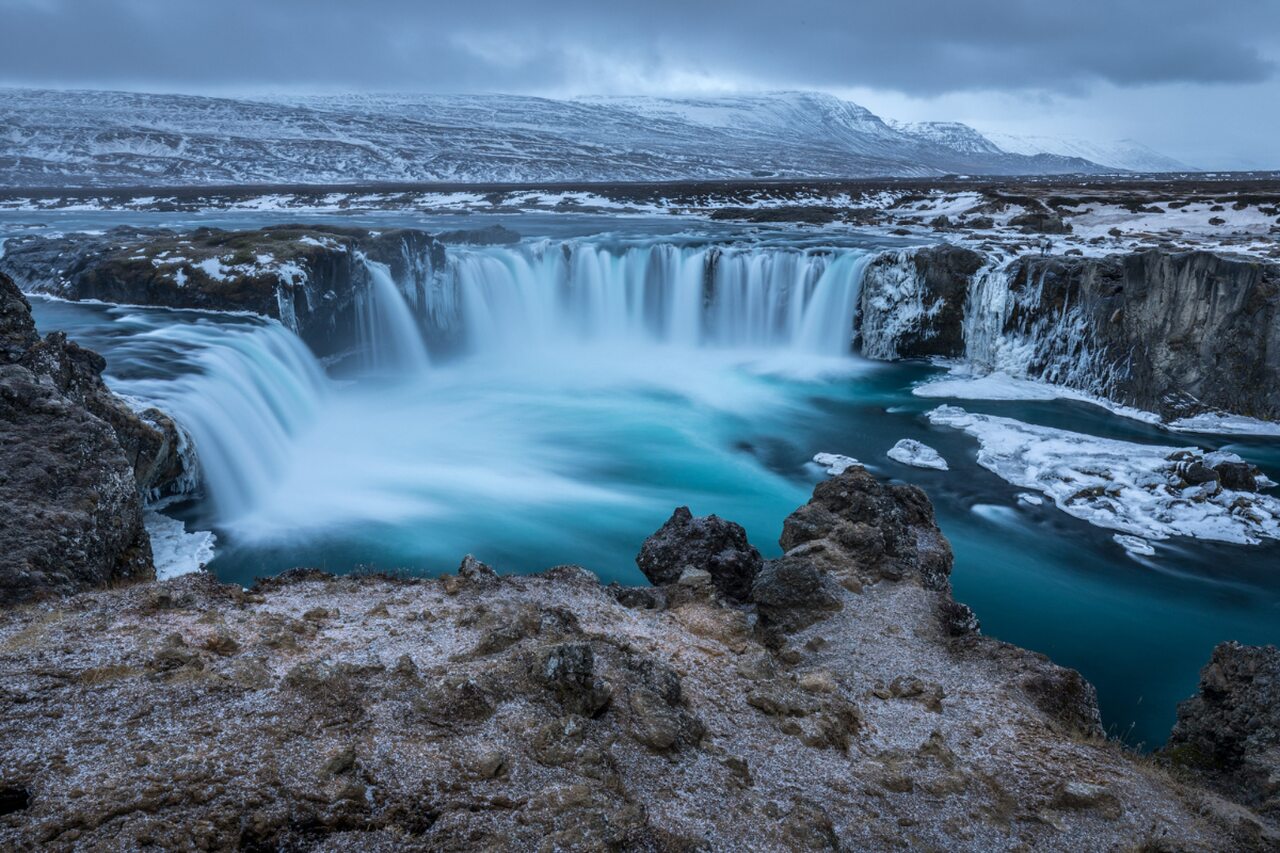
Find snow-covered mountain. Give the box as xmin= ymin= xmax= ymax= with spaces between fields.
xmin=980 ymin=131 xmax=1193 ymax=173
xmin=0 ymin=88 xmax=1153 ymax=188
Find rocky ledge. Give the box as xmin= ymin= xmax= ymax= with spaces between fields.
xmin=0 ymin=272 xmax=183 ymax=606
xmin=1 ymin=468 xmax=1276 ymax=850
xmin=0 ymin=224 xmax=518 ymax=358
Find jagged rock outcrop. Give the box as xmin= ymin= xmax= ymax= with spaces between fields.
xmin=1 ymin=469 xmax=1272 ymax=849
xmin=0 ymin=273 xmax=182 ymax=604
xmin=1165 ymin=642 xmax=1280 ymax=817
xmin=635 ymin=505 xmax=763 ymax=601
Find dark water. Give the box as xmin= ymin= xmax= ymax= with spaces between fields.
xmin=11 ymin=209 xmax=1280 ymax=751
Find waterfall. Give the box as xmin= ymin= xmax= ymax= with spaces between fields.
xmin=436 ymin=243 xmax=871 ymax=357
xmin=116 ymin=317 xmax=330 ymax=523
xmin=355 ymin=255 xmax=431 ymax=373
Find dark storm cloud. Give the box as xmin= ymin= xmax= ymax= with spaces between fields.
xmin=0 ymin=0 xmax=1275 ymax=94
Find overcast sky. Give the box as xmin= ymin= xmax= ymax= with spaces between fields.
xmin=2 ymin=0 xmax=1277 ymax=168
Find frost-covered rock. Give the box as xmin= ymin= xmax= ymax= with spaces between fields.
xmin=887 ymin=439 xmax=949 ymax=470
xmin=928 ymin=405 xmax=1280 ymax=544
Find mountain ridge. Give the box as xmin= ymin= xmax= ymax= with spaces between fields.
xmin=0 ymin=88 xmax=1184 ymax=188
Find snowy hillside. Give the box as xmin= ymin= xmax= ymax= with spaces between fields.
xmin=980 ymin=131 xmax=1193 ymax=173
xmin=0 ymin=88 xmax=1142 ymax=188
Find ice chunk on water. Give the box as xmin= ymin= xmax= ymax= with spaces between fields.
xmin=1114 ymin=534 xmax=1156 ymax=557
xmin=927 ymin=405 xmax=1280 ymax=545
xmin=813 ymin=453 xmax=860 ymax=475
xmin=144 ymin=511 xmax=216 ymax=579
xmin=887 ymin=439 xmax=949 ymax=470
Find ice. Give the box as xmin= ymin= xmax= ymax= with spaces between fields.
xmin=1113 ymin=534 xmax=1156 ymax=558
xmin=928 ymin=405 xmax=1280 ymax=545
xmin=144 ymin=511 xmax=216 ymax=579
xmin=913 ymin=367 xmax=1162 ymax=425
xmin=1016 ymin=492 xmax=1044 ymax=506
xmin=887 ymin=439 xmax=949 ymax=470
xmin=1167 ymin=413 xmax=1280 ymax=437
xmin=813 ymin=453 xmax=860 ymax=475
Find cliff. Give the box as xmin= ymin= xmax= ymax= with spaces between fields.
xmin=860 ymin=247 xmax=1280 ymax=422
xmin=0 ymin=272 xmax=182 ymax=605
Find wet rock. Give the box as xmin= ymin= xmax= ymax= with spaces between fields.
xmin=1214 ymin=460 xmax=1260 ymax=492
xmin=1009 ymin=210 xmax=1070 ymax=234
xmin=636 ymin=506 xmax=762 ymax=601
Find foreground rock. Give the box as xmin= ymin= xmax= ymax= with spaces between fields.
xmin=0 ymin=469 xmax=1273 ymax=850
xmin=0 ymin=273 xmax=182 ymax=606
xmin=1165 ymin=642 xmax=1280 ymax=818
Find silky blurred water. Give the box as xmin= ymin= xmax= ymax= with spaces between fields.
xmin=15 ymin=210 xmax=1280 ymax=751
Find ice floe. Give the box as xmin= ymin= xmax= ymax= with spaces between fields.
xmin=1166 ymin=412 xmax=1280 ymax=437
xmin=813 ymin=453 xmax=861 ymax=475
xmin=927 ymin=405 xmax=1280 ymax=545
xmin=887 ymin=439 xmax=949 ymax=470
xmin=144 ymin=511 xmax=217 ymax=579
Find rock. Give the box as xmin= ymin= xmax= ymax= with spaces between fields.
xmin=779 ymin=467 xmax=953 ymax=591
xmin=1214 ymin=460 xmax=1260 ymax=492
xmin=0 ymin=273 xmax=174 ymax=605
xmin=859 ymin=245 xmax=984 ymax=359
xmin=751 ymin=555 xmax=842 ymax=632
xmin=636 ymin=506 xmax=762 ymax=601
xmin=1009 ymin=210 xmax=1070 ymax=234
xmin=1051 ymin=781 xmax=1123 ymax=820
xmin=457 ymin=553 xmax=499 ymax=586
xmin=1165 ymin=642 xmax=1280 ymax=813
xmin=538 ymin=644 xmax=612 ymax=717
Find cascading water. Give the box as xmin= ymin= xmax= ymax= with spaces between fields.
xmin=112 ymin=316 xmax=330 ymax=523
xmin=438 ymin=243 xmax=872 ymax=357
xmin=355 ymin=255 xmax=432 ymax=372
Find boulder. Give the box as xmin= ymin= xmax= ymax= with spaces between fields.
xmin=635 ymin=506 xmax=762 ymax=601
xmin=1165 ymin=642 xmax=1280 ymax=814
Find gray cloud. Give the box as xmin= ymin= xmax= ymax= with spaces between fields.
xmin=0 ymin=0 xmax=1275 ymax=95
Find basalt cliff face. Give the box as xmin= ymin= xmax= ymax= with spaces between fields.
xmin=863 ymin=246 xmax=1280 ymax=422
xmin=1 ymin=469 xmax=1276 ymax=850
xmin=0 ymin=272 xmax=182 ymax=605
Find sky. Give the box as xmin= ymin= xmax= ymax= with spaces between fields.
xmin=1 ymin=0 xmax=1277 ymax=168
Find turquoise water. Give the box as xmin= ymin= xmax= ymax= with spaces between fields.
xmin=14 ymin=210 xmax=1280 ymax=751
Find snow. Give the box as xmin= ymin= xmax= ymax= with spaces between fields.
xmin=813 ymin=453 xmax=861 ymax=475
xmin=912 ymin=367 xmax=1162 ymax=425
xmin=927 ymin=405 xmax=1280 ymax=545
xmin=887 ymin=439 xmax=949 ymax=470
xmin=1166 ymin=412 xmax=1280 ymax=437
xmin=195 ymin=257 xmax=231 ymax=281
xmin=144 ymin=511 xmax=217 ymax=579
xmin=0 ymin=88 xmax=1147 ymax=188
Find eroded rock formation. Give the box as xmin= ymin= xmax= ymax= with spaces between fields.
xmin=0 ymin=273 xmax=182 ymax=605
